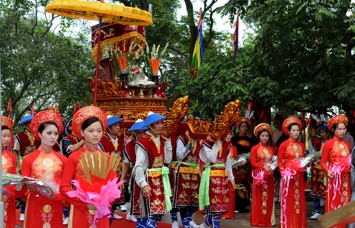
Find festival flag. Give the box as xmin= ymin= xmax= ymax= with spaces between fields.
xmin=31 ymin=103 xmax=35 ymax=116
xmin=232 ymin=13 xmax=240 ymax=56
xmin=7 ymin=99 xmax=13 ymax=119
xmin=190 ymin=8 xmax=203 ymax=78
xmin=7 ymin=99 xmax=14 ymax=152
xmin=73 ymin=102 xmax=80 ymax=114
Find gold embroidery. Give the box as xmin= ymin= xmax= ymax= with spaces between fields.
xmin=43 ymin=205 xmax=52 ymax=213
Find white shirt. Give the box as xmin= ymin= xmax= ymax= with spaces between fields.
xmin=134 ymin=131 xmax=172 ymax=188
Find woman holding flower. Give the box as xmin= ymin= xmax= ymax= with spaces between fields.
xmin=320 ymin=114 xmax=351 ymax=226
xmin=21 ymin=110 xmax=67 ymax=227
xmin=278 ymin=116 xmax=306 ymax=227
xmin=2 ymin=116 xmax=18 ymax=228
xmin=60 ymin=106 xmax=119 ymax=228
xmin=250 ymin=123 xmax=275 ymax=227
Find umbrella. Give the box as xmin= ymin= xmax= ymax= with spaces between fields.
xmin=45 ymin=0 xmax=153 ymax=105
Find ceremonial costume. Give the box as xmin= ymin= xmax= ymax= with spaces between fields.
xmin=100 ymin=116 xmax=125 ymax=209
xmin=199 ymin=138 xmax=232 ymax=228
xmin=21 ymin=110 xmax=67 ymax=228
xmin=2 ymin=149 xmax=17 ymax=228
xmin=14 ymin=115 xmax=40 ymax=158
xmin=124 ymin=139 xmax=141 ymax=216
xmin=309 ymin=123 xmax=329 ymax=219
xmin=60 ymin=106 xmax=118 ymax=228
xmin=168 ymin=134 xmax=180 ymax=227
xmin=14 ymin=127 xmax=40 ymax=157
xmin=61 ymin=146 xmax=113 ymax=227
xmin=172 ymin=134 xmax=200 ymax=227
xmin=278 ymin=117 xmax=306 ymax=228
xmin=250 ymin=123 xmax=275 ymax=227
xmin=1 ymin=116 xmax=17 ymax=228
xmin=221 ymin=144 xmax=238 ymax=219
xmin=134 ymin=112 xmax=172 ymax=228
xmin=320 ymin=114 xmax=351 ymax=228
xmin=21 ymin=147 xmax=67 ymax=227
xmin=231 ymin=117 xmax=254 ymax=212
xmin=122 ymin=119 xmax=147 ymax=224
xmin=61 ymin=133 xmax=81 ymax=157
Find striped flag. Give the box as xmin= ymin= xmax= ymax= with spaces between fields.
xmin=190 ymin=8 xmax=203 ymax=78
xmin=233 ymin=13 xmax=240 ymax=56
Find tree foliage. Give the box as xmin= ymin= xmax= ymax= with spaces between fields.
xmin=216 ymin=0 xmax=355 ymax=114
xmin=1 ymin=0 xmax=354 ymax=122
xmin=0 ymin=0 xmax=93 ymax=120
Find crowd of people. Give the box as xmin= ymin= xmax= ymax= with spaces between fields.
xmin=2 ymin=106 xmax=355 ymax=228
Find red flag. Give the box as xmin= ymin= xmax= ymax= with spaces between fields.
xmin=7 ymin=99 xmax=14 ymax=151
xmin=76 ymin=102 xmax=80 ymax=112
xmin=7 ymin=98 xmax=13 ymax=119
xmin=233 ymin=13 xmax=240 ymax=56
xmin=31 ymin=103 xmax=35 ymax=116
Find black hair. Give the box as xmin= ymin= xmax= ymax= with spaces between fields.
xmin=81 ymin=117 xmax=102 ymax=131
xmin=287 ymin=123 xmax=300 ymax=131
xmin=332 ymin=123 xmax=347 ymax=132
xmin=229 ymin=125 xmax=236 ymax=132
xmin=1 ymin=126 xmax=10 ymax=131
xmin=273 ymin=114 xmax=284 ymax=123
xmin=38 ymin=121 xmax=59 ymax=133
xmin=257 ymin=129 xmax=270 ymax=138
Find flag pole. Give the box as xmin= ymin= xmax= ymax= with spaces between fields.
xmin=94 ymin=17 xmax=102 ymax=106
xmin=0 ymin=57 xmax=5 ymax=227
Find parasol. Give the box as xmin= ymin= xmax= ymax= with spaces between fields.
xmin=45 ymin=0 xmax=153 ymax=105
xmin=46 ymin=0 xmax=153 ymax=26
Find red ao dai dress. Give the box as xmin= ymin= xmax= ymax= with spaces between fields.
xmin=21 ymin=146 xmax=67 ymax=228
xmin=320 ymin=136 xmax=351 ymax=228
xmin=60 ymin=145 xmax=114 ymax=228
xmin=250 ymin=144 xmax=275 ymax=227
xmin=2 ymin=149 xmax=17 ymax=228
xmin=278 ymin=139 xmax=307 ymax=228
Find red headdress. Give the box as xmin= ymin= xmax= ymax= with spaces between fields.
xmin=328 ymin=114 xmax=348 ymax=131
xmin=30 ymin=110 xmax=63 ymax=140
xmin=254 ymin=123 xmax=272 ymax=138
xmin=1 ymin=116 xmax=14 ymax=131
xmin=235 ymin=117 xmax=252 ymax=129
xmin=72 ymin=106 xmax=107 ymax=139
xmin=282 ymin=116 xmax=302 ymax=135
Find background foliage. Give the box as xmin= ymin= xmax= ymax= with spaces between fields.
xmin=1 ymin=0 xmax=354 ymax=122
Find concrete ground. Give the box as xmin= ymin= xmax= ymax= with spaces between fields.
xmin=161 ymin=200 xmax=321 ymax=227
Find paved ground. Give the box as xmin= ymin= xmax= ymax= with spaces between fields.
xmin=160 ymin=200 xmax=321 ymax=227
xmin=16 ymin=199 xmax=321 ymax=227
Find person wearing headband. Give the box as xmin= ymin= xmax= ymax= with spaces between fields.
xmin=60 ymin=106 xmax=116 ymax=227
xmin=320 ymin=114 xmax=351 ymax=221
xmin=134 ymin=111 xmax=172 ymax=228
xmin=21 ymin=110 xmax=67 ymax=227
xmin=278 ymin=116 xmax=307 ymax=227
xmin=250 ymin=123 xmax=275 ymax=227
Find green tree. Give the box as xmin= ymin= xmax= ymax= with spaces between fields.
xmin=0 ymin=0 xmax=94 ymax=121
xmin=218 ymin=0 xmax=355 ymax=113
